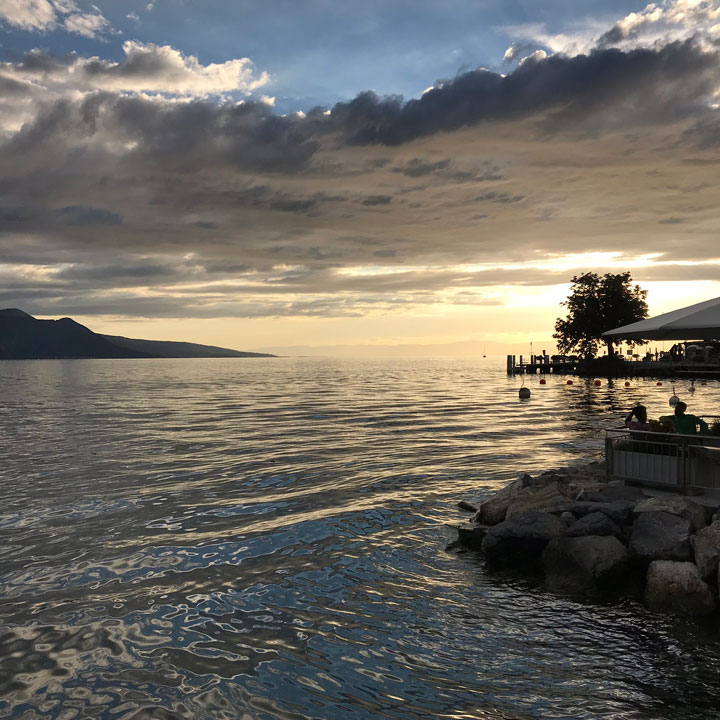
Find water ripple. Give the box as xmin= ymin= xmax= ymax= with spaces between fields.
xmin=1 ymin=357 xmax=719 ymax=719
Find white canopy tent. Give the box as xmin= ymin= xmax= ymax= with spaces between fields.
xmin=602 ymin=297 xmax=720 ymax=341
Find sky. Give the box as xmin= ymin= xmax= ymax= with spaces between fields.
xmin=1 ymin=0 xmax=720 ymax=355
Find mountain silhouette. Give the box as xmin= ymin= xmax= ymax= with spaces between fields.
xmin=0 ymin=309 xmax=274 ymax=359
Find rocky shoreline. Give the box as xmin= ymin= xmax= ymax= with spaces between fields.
xmin=455 ymin=461 xmax=720 ymax=615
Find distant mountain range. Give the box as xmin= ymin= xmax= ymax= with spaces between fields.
xmin=0 ymin=309 xmax=275 ymax=359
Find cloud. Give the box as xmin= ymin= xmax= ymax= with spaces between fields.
xmin=2 ymin=27 xmax=720 ymax=321
xmin=361 ymin=195 xmax=392 ymax=206
xmin=0 ymin=0 xmax=112 ymax=38
xmin=1 ymin=41 xmax=269 ymax=99
xmin=598 ymin=0 xmax=720 ymax=50
xmin=502 ymin=1 xmax=720 ymax=62
xmin=0 ymin=0 xmax=57 ymax=31
xmin=331 ymin=41 xmax=719 ymax=144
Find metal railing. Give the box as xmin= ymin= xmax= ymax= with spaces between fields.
xmin=605 ymin=421 xmax=720 ymax=492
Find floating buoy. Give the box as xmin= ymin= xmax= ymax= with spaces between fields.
xmin=669 ymin=395 xmax=680 ymax=407
xmin=567 ymin=380 xmax=573 ymax=385
xmin=701 ymin=381 xmax=707 ymax=386
xmin=594 ymin=379 xmax=601 ymax=386
xmin=656 ymin=382 xmax=663 ymax=386
xmin=539 ymin=378 xmax=546 ymax=385
xmin=519 ymin=387 xmax=531 ymax=399
xmin=625 ymin=381 xmax=630 ymax=387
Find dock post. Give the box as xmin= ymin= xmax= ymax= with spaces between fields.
xmin=506 ymin=355 xmax=514 ymax=374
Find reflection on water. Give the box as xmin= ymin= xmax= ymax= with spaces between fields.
xmin=1 ymin=357 xmax=719 ymax=719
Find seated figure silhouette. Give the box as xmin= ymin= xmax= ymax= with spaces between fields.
xmin=624 ymin=405 xmax=649 ymax=431
xmin=659 ymin=401 xmax=708 ymax=436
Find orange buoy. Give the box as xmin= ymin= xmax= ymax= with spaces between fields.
xmin=701 ymin=381 xmax=707 ymax=386
xmin=539 ymin=378 xmax=546 ymax=384
xmin=594 ymin=379 xmax=601 ymax=386
xmin=625 ymin=381 xmax=630 ymax=387
xmin=656 ymin=381 xmax=662 ymax=386
xmin=567 ymin=379 xmax=573 ymax=385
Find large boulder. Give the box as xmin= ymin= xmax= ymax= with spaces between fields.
xmin=543 ymin=535 xmax=628 ymax=597
xmin=691 ymin=535 xmax=719 ymax=584
xmin=693 ymin=520 xmax=720 ymax=583
xmin=566 ymin=512 xmax=623 ymax=540
xmin=696 ymin=519 xmax=720 ymax=552
xmin=570 ymin=501 xmax=634 ymax=525
xmin=634 ymin=496 xmax=707 ymax=532
xmin=473 ymin=475 xmax=532 ymax=526
xmin=481 ymin=511 xmax=564 ymax=572
xmin=629 ymin=511 xmax=692 ymax=564
xmin=506 ymin=481 xmax=575 ymax=518
xmin=580 ymin=484 xmax=647 ymax=503
xmin=645 ymin=561 xmax=716 ymax=615
xmin=456 ymin=523 xmax=488 ymax=551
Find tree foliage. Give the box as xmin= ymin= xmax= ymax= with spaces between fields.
xmin=553 ymin=272 xmax=648 ymax=359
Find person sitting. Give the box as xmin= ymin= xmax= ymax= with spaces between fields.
xmin=659 ymin=401 xmax=709 ymax=435
xmin=625 ymin=405 xmax=650 ymax=431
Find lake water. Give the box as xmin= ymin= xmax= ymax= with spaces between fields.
xmin=1 ymin=356 xmax=720 ymax=720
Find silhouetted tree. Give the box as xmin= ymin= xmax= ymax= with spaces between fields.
xmin=553 ymin=272 xmax=648 ymax=359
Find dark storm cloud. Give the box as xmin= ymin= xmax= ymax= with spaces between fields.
xmin=56 ymin=262 xmax=175 ymax=281
xmin=391 ymin=157 xmax=503 ymax=183
xmin=1 ymin=93 xmax=320 ymax=175
xmin=0 ymin=205 xmax=122 ymax=229
xmin=55 ymin=206 xmax=122 ymax=226
xmin=475 ymin=191 xmax=524 ymax=204
xmin=361 ymin=195 xmax=392 ymax=206
xmin=330 ymin=41 xmax=719 ymax=144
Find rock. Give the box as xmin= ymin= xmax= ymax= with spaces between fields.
xmin=566 ymin=512 xmax=623 ymax=540
xmin=458 ymin=500 xmax=478 ymax=513
xmin=473 ymin=475 xmax=532 ymax=526
xmin=581 ymin=484 xmax=647 ymax=503
xmin=543 ymin=535 xmax=628 ymax=597
xmin=645 ymin=560 xmax=716 ymax=615
xmin=693 ymin=520 xmax=720 ymax=583
xmin=634 ymin=496 xmax=707 ymax=532
xmin=560 ymin=511 xmax=576 ymax=526
xmin=481 ymin=511 xmax=565 ymax=572
xmin=456 ymin=523 xmax=488 ymax=551
xmin=571 ymin=501 xmax=634 ymax=525
xmin=629 ymin=511 xmax=692 ymax=564
xmin=571 ymin=483 xmax=609 ymax=501
xmin=506 ymin=481 xmax=575 ymax=517
xmin=691 ymin=535 xmax=719 ymax=583
xmin=696 ymin=519 xmax=720 ymax=552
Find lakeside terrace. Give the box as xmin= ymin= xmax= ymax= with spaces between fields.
xmin=606 ymin=424 xmax=720 ymax=495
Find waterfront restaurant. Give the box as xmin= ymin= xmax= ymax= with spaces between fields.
xmin=603 ymin=297 xmax=720 ymax=494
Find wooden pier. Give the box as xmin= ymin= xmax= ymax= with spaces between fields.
xmin=507 ymin=354 xmax=577 ymax=375
xmin=507 ymin=354 xmax=720 ymax=379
